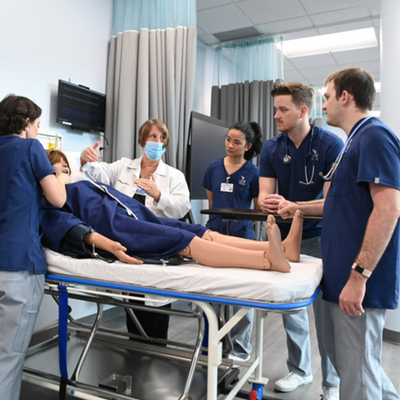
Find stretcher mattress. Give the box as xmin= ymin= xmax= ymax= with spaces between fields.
xmin=44 ymin=248 xmax=322 ymax=304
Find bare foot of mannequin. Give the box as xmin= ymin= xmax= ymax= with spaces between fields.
xmin=179 ymin=214 xmax=292 ymax=272
xmin=263 ymin=215 xmax=291 ymax=272
xmin=202 ymin=210 xmax=303 ymax=263
xmin=281 ymin=209 xmax=303 ymax=262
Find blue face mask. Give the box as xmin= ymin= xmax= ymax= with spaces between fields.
xmin=144 ymin=141 xmax=166 ymax=161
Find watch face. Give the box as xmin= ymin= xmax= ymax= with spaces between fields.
xmin=354 ymin=264 xmax=371 ymax=278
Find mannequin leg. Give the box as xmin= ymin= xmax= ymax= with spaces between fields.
xmin=180 ymin=215 xmax=291 ymax=272
xmin=203 ymin=210 xmax=303 ymax=262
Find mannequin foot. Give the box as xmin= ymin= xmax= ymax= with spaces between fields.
xmin=264 ymin=215 xmax=291 ymax=273
xmin=282 ymin=210 xmax=303 ymax=262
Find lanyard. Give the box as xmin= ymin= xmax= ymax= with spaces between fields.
xmin=321 ymin=116 xmax=373 ymax=181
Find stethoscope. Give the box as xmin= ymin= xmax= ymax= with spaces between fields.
xmin=320 ymin=116 xmax=373 ymax=181
xmin=283 ymin=127 xmax=316 ymax=185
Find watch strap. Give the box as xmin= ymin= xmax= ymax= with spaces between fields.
xmin=352 ymin=263 xmax=372 ymax=278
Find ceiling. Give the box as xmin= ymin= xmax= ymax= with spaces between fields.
xmin=196 ymin=0 xmax=381 ymax=109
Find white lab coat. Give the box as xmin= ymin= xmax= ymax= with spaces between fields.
xmin=82 ymin=156 xmax=191 ymax=219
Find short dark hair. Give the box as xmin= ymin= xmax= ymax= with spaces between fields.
xmin=271 ymin=82 xmax=314 ymax=113
xmin=229 ymin=121 xmax=263 ymax=160
xmin=137 ymin=119 xmax=169 ymax=148
xmin=325 ymin=67 xmax=376 ymax=111
xmin=0 ymin=94 xmax=42 ymax=136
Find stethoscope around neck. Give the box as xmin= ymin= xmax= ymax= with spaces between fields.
xmin=283 ymin=127 xmax=316 ymax=185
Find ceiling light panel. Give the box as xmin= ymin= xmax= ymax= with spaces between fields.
xmin=282 ymin=27 xmax=378 ymax=58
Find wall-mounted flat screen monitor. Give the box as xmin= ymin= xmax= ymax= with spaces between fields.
xmin=56 ymin=79 xmax=106 ymax=133
xmin=186 ymin=112 xmax=230 ymax=200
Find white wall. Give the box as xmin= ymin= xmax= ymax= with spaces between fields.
xmin=0 ymin=0 xmax=112 ymax=152
xmin=0 ymin=0 xmax=113 ymax=328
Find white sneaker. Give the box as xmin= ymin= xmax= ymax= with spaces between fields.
xmin=275 ymin=372 xmax=313 ymax=392
xmin=322 ymin=386 xmax=339 ymax=400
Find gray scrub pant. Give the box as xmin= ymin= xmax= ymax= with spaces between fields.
xmin=281 ymin=237 xmax=339 ymax=387
xmin=212 ymin=303 xmax=254 ymax=360
xmin=323 ymin=302 xmax=400 ymax=400
xmin=0 ymin=271 xmax=44 ymax=400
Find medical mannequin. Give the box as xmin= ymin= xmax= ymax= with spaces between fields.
xmin=42 ymin=151 xmax=304 ymax=273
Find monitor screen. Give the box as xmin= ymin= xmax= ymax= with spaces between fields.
xmin=56 ymin=80 xmax=106 ymax=132
xmin=186 ymin=112 xmax=230 ymax=200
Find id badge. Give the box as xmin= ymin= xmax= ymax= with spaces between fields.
xmin=220 ymin=182 xmax=234 ymax=193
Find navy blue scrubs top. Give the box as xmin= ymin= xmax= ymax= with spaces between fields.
xmin=202 ymin=158 xmax=259 ymax=239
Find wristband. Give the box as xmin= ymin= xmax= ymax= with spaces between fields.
xmin=352 ymin=263 xmax=372 ymax=278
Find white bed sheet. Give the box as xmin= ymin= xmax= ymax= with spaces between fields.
xmin=44 ymin=248 xmax=322 ymax=304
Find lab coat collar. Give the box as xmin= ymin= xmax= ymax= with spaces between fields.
xmin=127 ymin=155 xmax=167 ymax=177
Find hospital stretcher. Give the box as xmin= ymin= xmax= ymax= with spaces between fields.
xmin=23 ymin=248 xmax=322 ymax=400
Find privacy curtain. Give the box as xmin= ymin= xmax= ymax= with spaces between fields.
xmin=104 ymin=0 xmax=197 ymax=171
xmin=211 ymin=36 xmax=284 ymax=142
xmin=211 ymin=79 xmax=282 ymax=143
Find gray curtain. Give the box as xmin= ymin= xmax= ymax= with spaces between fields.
xmin=210 ymin=79 xmax=283 ymax=142
xmin=104 ymin=26 xmax=197 ymax=171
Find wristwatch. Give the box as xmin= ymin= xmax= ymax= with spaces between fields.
xmin=352 ymin=263 xmax=372 ymax=278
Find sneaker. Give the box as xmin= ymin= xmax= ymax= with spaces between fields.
xmin=322 ymin=386 xmax=339 ymax=400
xmin=275 ymin=372 xmax=313 ymax=392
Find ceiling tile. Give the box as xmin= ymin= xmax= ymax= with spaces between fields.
xmin=235 ymin=0 xmax=307 ymax=25
xmin=300 ymin=0 xmax=355 ymax=14
xmin=333 ymin=0 xmax=380 ymax=7
xmin=196 ymin=0 xmax=232 ymax=11
xmin=283 ymin=69 xmax=309 ymax=84
xmin=317 ymin=19 xmax=376 ymax=35
xmin=288 ymin=53 xmax=338 ymax=69
xmin=197 ymin=4 xmax=253 ymax=34
xmin=281 ymin=28 xmax=319 ymax=40
xmin=332 ymin=46 xmax=380 ymax=64
xmin=257 ymin=16 xmax=313 ymax=36
xmin=197 ymin=33 xmax=219 ymax=45
xmin=300 ymin=65 xmax=340 ymax=80
xmin=309 ymin=6 xmax=370 ymax=26
xmin=283 ymin=57 xmax=298 ymax=72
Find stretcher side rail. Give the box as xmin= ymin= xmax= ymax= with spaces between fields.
xmin=45 ymin=273 xmax=321 ymax=310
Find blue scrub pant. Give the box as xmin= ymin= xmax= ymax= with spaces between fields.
xmin=0 ymin=271 xmax=44 ymax=400
xmin=282 ymin=237 xmax=339 ymax=387
xmin=323 ymin=302 xmax=399 ymax=400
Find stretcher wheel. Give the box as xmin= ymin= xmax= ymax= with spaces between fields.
xmin=248 ymin=383 xmax=264 ymax=400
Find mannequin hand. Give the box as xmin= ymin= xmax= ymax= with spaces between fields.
xmin=260 ymin=194 xmax=285 ymax=214
xmin=134 ymin=175 xmax=161 ymax=202
xmin=278 ymin=200 xmax=298 ymax=219
xmin=339 ymin=271 xmax=367 ymax=316
xmin=111 ymin=242 xmax=143 ymax=264
xmin=81 ymin=141 xmax=100 ymax=166
xmin=57 ymin=172 xmax=72 ymax=186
